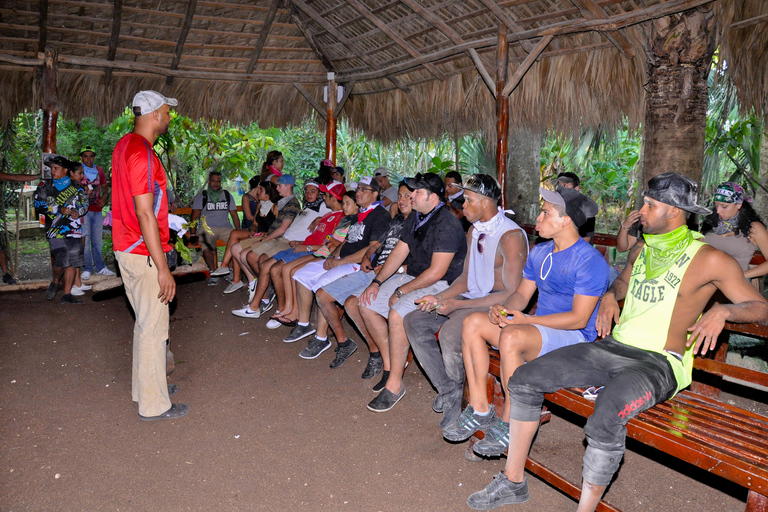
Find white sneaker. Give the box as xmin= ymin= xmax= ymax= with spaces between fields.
xmin=78 ymin=283 xmax=92 ymax=291
xmin=70 ymin=286 xmax=85 ymax=296
xmin=98 ymin=268 xmax=116 ymax=276
xmin=232 ymin=306 xmax=261 ymax=319
xmin=247 ymin=280 xmax=258 ymax=303
xmin=81 ymin=271 xmax=92 ymax=281
xmin=266 ymin=318 xmax=282 ymax=329
xmin=210 ymin=266 xmax=231 ymax=277
xmin=223 ymin=281 xmax=243 ymax=294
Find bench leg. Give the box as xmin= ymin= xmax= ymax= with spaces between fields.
xmin=746 ymin=491 xmax=768 ymax=512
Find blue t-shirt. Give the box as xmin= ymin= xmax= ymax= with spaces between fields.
xmin=522 ymin=238 xmax=609 ymax=341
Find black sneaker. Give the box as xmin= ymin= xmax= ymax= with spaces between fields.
xmin=467 ymin=473 xmax=529 ymax=510
xmin=443 ymin=405 xmax=498 ymax=442
xmin=283 ymin=324 xmax=316 ymax=343
xmin=3 ymin=273 xmax=16 ymax=285
xmin=60 ymin=293 xmax=83 ymax=304
xmin=299 ymin=336 xmax=332 ymax=359
xmin=361 ymin=353 xmax=383 ymax=379
xmin=367 ymin=385 xmax=406 ymax=412
xmin=45 ymin=282 xmax=60 ymax=301
xmin=139 ymin=403 xmax=190 ymax=422
xmin=473 ymin=419 xmax=510 ymax=457
xmin=329 ymin=340 xmax=357 ymax=368
xmin=168 ymin=384 xmax=179 ymax=396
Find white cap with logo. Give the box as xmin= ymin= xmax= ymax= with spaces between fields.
xmin=132 ymin=90 xmax=178 ymax=116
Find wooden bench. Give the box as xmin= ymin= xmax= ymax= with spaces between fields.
xmin=174 ymin=206 xmax=244 ymax=249
xmin=472 ymin=320 xmax=768 ymax=511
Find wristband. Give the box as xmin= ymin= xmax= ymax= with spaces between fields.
xmin=372 ymin=279 xmax=383 ymax=286
xmin=620 ymin=225 xmax=629 ymax=231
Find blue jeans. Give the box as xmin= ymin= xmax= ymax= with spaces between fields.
xmin=507 ymin=336 xmax=678 ymax=486
xmin=82 ymin=211 xmax=106 ymax=273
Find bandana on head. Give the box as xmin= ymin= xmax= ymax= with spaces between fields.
xmin=714 ymin=182 xmax=751 ymax=205
xmin=642 ymin=225 xmax=702 ymax=280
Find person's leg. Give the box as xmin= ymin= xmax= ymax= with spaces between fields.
xmin=82 ymin=211 xmax=94 ymax=274
xmin=381 ymin=309 xmax=409 ymax=395
xmin=460 ymin=311 xmax=501 ymax=415
xmin=359 ymin=306 xmax=389 ymax=369
xmin=235 ymin=246 xmax=256 ymax=282
xmin=249 ymin=257 xmax=276 ymax=308
xmin=202 ymin=248 xmax=215 ymax=271
xmin=344 ymin=296 xmax=375 ymax=349
xmin=245 ymin=250 xmax=261 ymax=279
xmin=295 ymin=281 xmax=314 ymax=324
xmin=270 ymin=261 xmax=287 ymax=312
xmin=496 ymin=324 xmax=544 ymax=421
xmin=62 ymin=267 xmax=77 ymax=294
xmin=317 ymin=289 xmax=347 ymax=341
xmin=89 ymin=211 xmax=106 ymax=272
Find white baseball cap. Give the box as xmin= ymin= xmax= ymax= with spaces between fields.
xmin=132 ymin=90 xmax=178 ymax=116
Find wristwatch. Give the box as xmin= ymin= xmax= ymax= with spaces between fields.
xmin=394 ymin=288 xmax=404 ymax=298
xmin=372 ymin=278 xmax=383 ymax=286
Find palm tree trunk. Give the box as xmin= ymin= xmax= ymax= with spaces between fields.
xmin=642 ymin=8 xmax=716 ymax=186
xmin=506 ymin=130 xmax=541 ymax=224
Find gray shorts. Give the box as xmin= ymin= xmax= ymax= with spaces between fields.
xmin=361 ymin=273 xmax=449 ymax=320
xmin=49 ymin=237 xmax=84 ymax=268
xmin=532 ymin=324 xmax=587 ymax=356
xmin=321 ymin=270 xmax=376 ymax=304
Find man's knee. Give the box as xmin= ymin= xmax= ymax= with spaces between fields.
xmin=316 ymin=288 xmax=333 ymax=307
xmin=498 ymin=326 xmax=530 ymax=355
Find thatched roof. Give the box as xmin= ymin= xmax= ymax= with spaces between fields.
xmin=0 ymin=0 xmax=766 ymax=141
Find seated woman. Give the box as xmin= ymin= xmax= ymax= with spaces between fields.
xmin=701 ymin=182 xmax=768 ymax=283
xmin=212 ymin=180 xmax=279 ymax=293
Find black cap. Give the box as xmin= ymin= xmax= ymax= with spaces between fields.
xmin=539 ymin=187 xmax=598 ymax=228
xmin=457 ymin=174 xmax=501 ymax=201
xmin=45 ymin=155 xmax=79 ymax=171
xmin=555 ymin=171 xmax=580 ymax=187
xmin=404 ymin=173 xmax=445 ymax=197
xmin=643 ymin=172 xmax=711 ymax=215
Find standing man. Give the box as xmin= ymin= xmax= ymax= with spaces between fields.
xmin=112 ymin=90 xmax=188 ymax=421
xmin=79 ymin=145 xmax=113 ymax=280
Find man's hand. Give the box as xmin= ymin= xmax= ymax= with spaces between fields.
xmin=435 ymin=298 xmax=461 ymax=316
xmin=289 ymin=240 xmax=301 ymax=248
xmin=687 ymin=303 xmax=728 ymax=356
xmin=360 ymin=258 xmax=374 ymax=273
xmin=497 ymin=309 xmax=525 ymax=327
xmin=359 ymin=283 xmax=378 ymax=307
xmin=622 ymin=210 xmax=641 ymax=229
xmin=596 ymin=292 xmax=620 ymax=338
xmin=416 ymin=294 xmax=439 ymax=311
xmin=97 ymin=197 xmax=108 ymax=209
xmin=388 ymin=290 xmax=401 ymax=308
xmin=308 ymin=217 xmax=321 ymax=232
xmin=323 ymin=258 xmax=341 ymax=271
xmin=157 ymin=268 xmax=176 ymax=304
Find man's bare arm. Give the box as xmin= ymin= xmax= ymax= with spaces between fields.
xmin=134 ymin=193 xmax=175 ymax=304
xmin=595 ymin=242 xmax=642 ymax=337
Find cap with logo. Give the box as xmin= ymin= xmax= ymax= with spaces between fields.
xmin=404 ymin=173 xmax=445 ymax=197
xmin=79 ymin=146 xmax=97 ymax=156
xmin=319 ymin=180 xmax=347 ymax=200
xmin=132 ymin=90 xmax=178 ymax=116
xmin=539 ymin=187 xmax=599 ymax=228
xmin=358 ymin=176 xmax=382 ymax=193
xmin=713 ymin=182 xmax=751 ymax=204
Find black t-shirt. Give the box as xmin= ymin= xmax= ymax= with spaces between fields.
xmin=579 ymin=216 xmax=596 ymax=240
xmin=372 ymin=213 xmax=407 ymax=266
xmin=400 ymin=203 xmax=467 ymax=284
xmin=340 ymin=204 xmax=391 ymax=258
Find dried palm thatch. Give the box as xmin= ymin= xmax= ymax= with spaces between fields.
xmin=0 ymin=0 xmax=766 ymax=139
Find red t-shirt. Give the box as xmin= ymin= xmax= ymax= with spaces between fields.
xmin=111 ymin=133 xmax=171 ymax=256
xmin=303 ymin=210 xmax=345 ymax=246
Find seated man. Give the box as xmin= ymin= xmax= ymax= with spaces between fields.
xmin=403 ymin=174 xmax=528 ymax=430
xmin=373 ymin=168 xmax=398 ymax=208
xmin=309 ymin=181 xmax=414 ymax=374
xmin=466 ymin=172 xmax=768 ymax=511
xmin=445 ymin=185 xmax=608 ymax=458
xmin=283 ymin=176 xmax=391 ymax=369
xmin=360 ymin=173 xmax=466 ymax=412
xmin=189 ymin=171 xmax=240 ymax=285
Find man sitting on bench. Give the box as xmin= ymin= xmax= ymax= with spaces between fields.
xmin=445 ymin=185 xmax=608 ymax=458
xmin=466 ymin=172 xmax=768 ymax=511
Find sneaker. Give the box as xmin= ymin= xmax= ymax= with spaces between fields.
xmin=443 ymin=406 xmax=499 ymax=442
xmin=283 ymin=324 xmax=316 ymax=343
xmin=208 ymin=277 xmax=220 ymax=286
xmin=265 ymin=318 xmax=282 ymax=329
xmin=299 ymin=336 xmax=332 ymax=359
xmin=367 ymin=385 xmax=406 ymax=412
xmin=231 ymin=306 xmax=261 ymax=319
xmin=223 ymin=281 xmax=243 ymax=294
xmin=473 ymin=419 xmax=510 ymax=457
xmin=2 ymin=273 xmax=16 ymax=285
xmin=139 ymin=403 xmax=189 ymax=422
xmin=433 ymin=394 xmax=446 ymax=413
xmin=467 ymin=473 xmax=529 ymax=510
xmin=70 ymin=286 xmax=85 ymax=296
xmin=81 ymin=271 xmax=92 ymax=281
xmin=97 ymin=268 xmax=116 ymax=276
xmin=361 ymin=353 xmax=383 ymax=379
xmin=78 ymin=283 xmax=92 ymax=291
xmin=60 ymin=293 xmax=83 ymax=304
xmin=257 ymin=297 xmax=274 ymax=316
xmin=210 ymin=265 xmax=231 ymax=277
xmin=330 ymin=339 xmax=358 ymax=368
xmin=45 ymin=282 xmax=60 ymax=301
xmin=247 ymin=280 xmax=258 ymax=303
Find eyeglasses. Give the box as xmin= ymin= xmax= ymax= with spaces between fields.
xmin=477 ymin=233 xmax=486 ymax=254
xmin=358 ymin=187 xmax=375 ymax=193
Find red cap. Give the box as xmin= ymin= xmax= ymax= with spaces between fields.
xmin=319 ymin=180 xmax=346 ymax=200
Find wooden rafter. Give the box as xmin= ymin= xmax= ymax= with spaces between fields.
xmin=344 ymin=0 xmax=445 ymax=81
xmin=37 ymin=0 xmax=48 ymax=54
xmin=247 ymin=0 xmax=280 ymax=74
xmin=474 ymin=0 xmax=534 ymax=53
xmin=501 ymin=34 xmax=552 ymax=97
xmin=282 ymin=0 xmax=335 ymax=71
xmin=166 ymin=0 xmax=198 ymax=85
xmin=104 ymin=0 xmax=123 ymax=85
xmin=334 ymin=80 xmax=355 ymax=116
xmin=570 ymin=0 xmax=635 ymax=58
xmin=468 ymin=48 xmax=495 ymax=97
xmin=288 ymin=0 xmax=410 ymax=92
xmin=293 ymin=82 xmax=328 ymax=120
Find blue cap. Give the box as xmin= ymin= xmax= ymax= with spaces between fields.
xmin=276 ymin=175 xmax=295 ymax=186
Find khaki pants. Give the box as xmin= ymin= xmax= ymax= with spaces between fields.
xmin=115 ymin=251 xmax=171 ymax=417
xmin=242 ymin=237 xmax=291 ymax=258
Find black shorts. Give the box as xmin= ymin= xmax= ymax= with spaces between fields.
xmin=49 ymin=238 xmax=84 ymax=268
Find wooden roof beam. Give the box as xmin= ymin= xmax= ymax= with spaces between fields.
xmin=293 ymin=82 xmax=328 ymax=121
xmin=166 ymin=0 xmax=198 ymax=85
xmin=501 ymin=34 xmax=552 ymax=97
xmin=104 ymin=0 xmax=123 ymax=85
xmin=474 ymin=0 xmax=534 ymax=53
xmin=282 ymin=0 xmax=335 ymax=72
xmin=37 ymin=0 xmax=48 ymax=54
xmin=288 ymin=0 xmax=410 ymax=93
xmin=569 ymin=0 xmax=635 ymax=58
xmin=247 ymin=0 xmax=280 ymax=74
xmin=335 ymin=80 xmax=355 ymax=116
xmin=344 ymin=0 xmax=445 ymax=81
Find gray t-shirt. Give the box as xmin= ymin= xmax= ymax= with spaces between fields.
xmin=192 ymin=189 xmax=237 ymax=228
xmin=381 ymin=185 xmax=398 ymax=205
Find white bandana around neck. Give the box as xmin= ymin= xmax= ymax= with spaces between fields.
xmin=472 ymin=208 xmax=515 ymax=238
xmin=259 ymin=200 xmax=273 ymax=216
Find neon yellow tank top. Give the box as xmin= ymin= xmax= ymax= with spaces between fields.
xmin=613 ymin=239 xmax=705 ymax=392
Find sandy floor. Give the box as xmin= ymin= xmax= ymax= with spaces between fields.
xmin=0 ymin=277 xmax=752 ymax=511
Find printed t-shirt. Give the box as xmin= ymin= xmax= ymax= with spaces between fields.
xmin=400 ymin=204 xmax=466 ymax=284
xmin=80 ymin=166 xmax=108 ymax=212
xmin=111 ymin=133 xmax=171 ymax=255
xmin=34 ymin=180 xmax=89 ymax=239
xmin=522 ymin=238 xmax=609 ymax=341
xmin=266 ymin=196 xmax=301 ymax=235
xmin=191 ymin=189 xmax=237 ymax=228
xmin=340 ymin=204 xmax=390 ymax=258
xmin=371 ymin=214 xmax=407 ymax=266
xmin=303 ymin=210 xmax=345 ymax=246
xmin=284 ymin=202 xmax=331 ymax=241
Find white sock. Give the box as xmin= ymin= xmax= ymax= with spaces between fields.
xmin=262 ymin=299 xmax=269 ymax=304
xmin=475 ymin=408 xmax=491 ymax=416
xmin=315 ymin=335 xmax=327 ymax=341
xmin=298 ymin=321 xmax=309 ymax=327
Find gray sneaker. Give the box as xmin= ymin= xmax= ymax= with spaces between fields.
xmin=283 ymin=324 xmax=316 ymax=343
xmin=256 ymin=298 xmax=274 ymax=316
xmin=208 ymin=277 xmax=220 ymax=286
xmin=330 ymin=340 xmax=357 ymax=369
xmin=432 ymin=393 xmax=446 ymax=413
xmin=473 ymin=420 xmax=510 ymax=457
xmin=467 ymin=473 xmax=529 ymax=510
xmin=361 ymin=353 xmax=383 ymax=379
xmin=367 ymin=385 xmax=406 ymax=412
xmin=299 ymin=336 xmax=332 ymax=359
xmin=443 ymin=405 xmax=498 ymax=442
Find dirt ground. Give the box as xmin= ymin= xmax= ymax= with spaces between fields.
xmin=0 ymin=275 xmax=754 ymax=511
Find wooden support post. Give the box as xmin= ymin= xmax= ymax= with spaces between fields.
xmin=42 ymin=49 xmax=58 ymax=154
xmin=326 ymin=77 xmax=338 ymax=165
xmin=495 ymin=26 xmax=509 ymax=209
